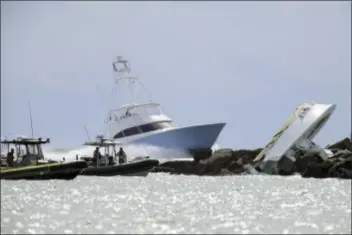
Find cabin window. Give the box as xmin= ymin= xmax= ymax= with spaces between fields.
xmin=113 ymin=121 xmax=175 ymax=139
xmin=114 ymin=132 xmax=125 ymax=139
xmin=16 ymin=145 xmax=26 ymax=157
xmin=136 ymin=121 xmax=175 ymax=134
xmin=0 ymin=143 xmax=6 ymax=153
xmin=123 ymin=127 xmax=141 ymax=137
xmin=104 ymin=146 xmax=114 ymax=156
xmin=27 ymin=145 xmax=39 ymax=155
xmin=157 ymin=121 xmax=175 ymax=128
xmin=139 ymin=123 xmax=158 ymax=132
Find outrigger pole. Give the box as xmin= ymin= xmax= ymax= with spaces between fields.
xmin=84 ymin=126 xmax=91 ymax=141
xmin=28 ymin=100 xmax=34 ymax=138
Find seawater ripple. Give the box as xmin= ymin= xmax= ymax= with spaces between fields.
xmin=1 ymin=174 xmax=351 ymax=234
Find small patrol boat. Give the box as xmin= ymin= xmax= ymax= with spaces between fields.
xmin=0 ymin=137 xmax=87 ymax=180
xmin=79 ymin=136 xmax=159 ymax=177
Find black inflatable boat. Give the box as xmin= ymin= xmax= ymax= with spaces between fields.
xmin=1 ymin=161 xmax=88 ymax=180
xmin=80 ymin=158 xmax=159 ymax=176
xmin=78 ymin=137 xmax=159 ymax=177
xmin=1 ymin=137 xmax=87 ymax=180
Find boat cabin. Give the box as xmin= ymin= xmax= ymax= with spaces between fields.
xmin=106 ymin=102 xmax=176 ymax=139
xmin=1 ymin=137 xmax=50 ymax=167
xmin=83 ymin=136 xmax=123 ymax=167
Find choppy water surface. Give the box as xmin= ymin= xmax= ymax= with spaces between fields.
xmin=1 ymin=174 xmax=351 ymax=234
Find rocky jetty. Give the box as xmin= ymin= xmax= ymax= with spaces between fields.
xmin=151 ymin=138 xmax=352 ymax=180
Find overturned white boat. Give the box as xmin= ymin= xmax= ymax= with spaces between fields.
xmin=250 ymin=102 xmax=336 ymax=174
xmin=104 ymin=56 xmax=226 ymax=158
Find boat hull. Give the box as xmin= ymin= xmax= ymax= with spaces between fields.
xmin=121 ymin=122 xmax=226 ymax=156
xmin=80 ymin=159 xmax=159 ymax=176
xmin=0 ymin=161 xmax=88 ymax=180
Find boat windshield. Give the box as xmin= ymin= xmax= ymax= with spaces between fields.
xmin=113 ymin=120 xmax=176 ymax=139
xmin=139 ymin=106 xmax=163 ymax=116
xmin=103 ymin=146 xmax=116 ymax=156
xmin=16 ymin=145 xmax=26 ymax=158
xmin=27 ymin=144 xmax=39 ymax=155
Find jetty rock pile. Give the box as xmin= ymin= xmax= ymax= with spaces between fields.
xmin=151 ymin=138 xmax=352 ymax=180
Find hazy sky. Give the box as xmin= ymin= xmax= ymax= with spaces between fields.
xmin=1 ymin=1 xmax=351 ymax=149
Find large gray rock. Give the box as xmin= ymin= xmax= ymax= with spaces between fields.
xmin=154 ymin=148 xmax=261 ymax=176
xmin=327 ymin=138 xmax=352 ymax=151
xmin=150 ymin=137 xmax=351 ymax=180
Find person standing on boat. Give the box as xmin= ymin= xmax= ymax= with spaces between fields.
xmin=117 ymin=147 xmax=127 ymax=164
xmin=6 ymin=148 xmax=14 ymax=167
xmin=93 ymin=147 xmax=102 ymax=165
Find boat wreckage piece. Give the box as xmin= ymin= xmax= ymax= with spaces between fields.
xmin=248 ymin=102 xmax=336 ymax=175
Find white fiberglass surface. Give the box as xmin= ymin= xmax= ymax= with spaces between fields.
xmin=258 ymin=104 xmax=335 ymax=162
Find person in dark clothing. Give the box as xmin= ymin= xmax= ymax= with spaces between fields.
xmin=93 ymin=147 xmax=101 ymax=166
xmin=93 ymin=147 xmax=100 ymax=158
xmin=6 ymin=148 xmax=14 ymax=167
xmin=117 ymin=147 xmax=127 ymax=164
xmin=108 ymin=156 xmax=114 ymax=165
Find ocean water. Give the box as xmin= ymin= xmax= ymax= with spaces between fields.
xmin=41 ymin=143 xmax=197 ymax=163
xmin=1 ymin=174 xmax=351 ymax=234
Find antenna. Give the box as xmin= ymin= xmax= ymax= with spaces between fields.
xmin=111 ymin=56 xmax=153 ymax=104
xmin=84 ymin=126 xmax=91 ymax=141
xmin=28 ymin=100 xmax=34 ymax=138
